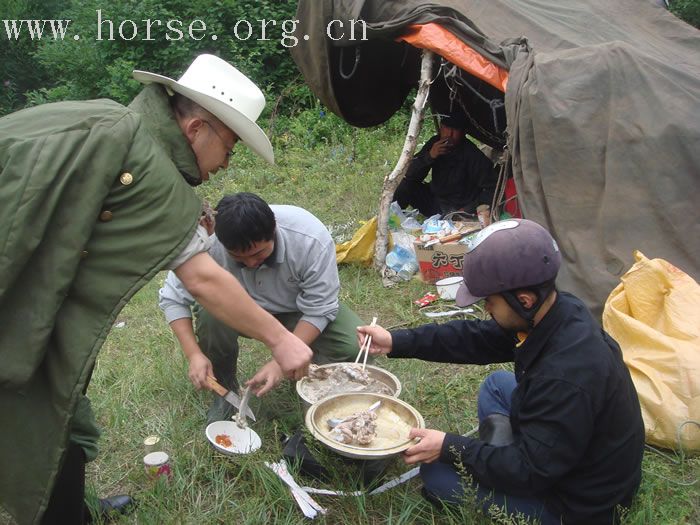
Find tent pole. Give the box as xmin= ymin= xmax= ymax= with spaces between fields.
xmin=374 ymin=50 xmax=434 ymax=270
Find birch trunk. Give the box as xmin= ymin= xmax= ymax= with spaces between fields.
xmin=374 ymin=50 xmax=434 ymax=270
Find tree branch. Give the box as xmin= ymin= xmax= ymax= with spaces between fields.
xmin=374 ymin=50 xmax=434 ymax=269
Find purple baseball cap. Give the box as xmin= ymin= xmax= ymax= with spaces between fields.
xmin=455 ymin=219 xmax=562 ymax=307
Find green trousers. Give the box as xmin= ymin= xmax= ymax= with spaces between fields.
xmin=194 ymin=303 xmax=365 ymax=391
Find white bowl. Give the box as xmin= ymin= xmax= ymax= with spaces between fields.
xmin=205 ymin=421 xmax=261 ymax=455
xmin=435 ymin=276 xmax=463 ymax=300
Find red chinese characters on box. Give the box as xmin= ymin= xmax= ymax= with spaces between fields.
xmin=414 ymin=241 xmax=467 ymax=284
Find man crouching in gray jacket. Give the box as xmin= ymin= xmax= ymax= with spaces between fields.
xmin=160 ymin=192 xmax=364 ymax=422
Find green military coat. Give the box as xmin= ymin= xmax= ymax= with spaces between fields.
xmin=0 ymin=85 xmax=203 ymax=524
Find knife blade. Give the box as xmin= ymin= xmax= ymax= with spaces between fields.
xmin=206 ymin=376 xmax=256 ymax=422
xmin=424 ymin=227 xmax=480 ymax=247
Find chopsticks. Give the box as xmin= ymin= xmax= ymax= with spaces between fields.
xmin=354 ymin=316 xmax=377 ymax=371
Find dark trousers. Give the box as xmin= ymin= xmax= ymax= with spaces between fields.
xmin=420 ymin=371 xmax=561 ymax=524
xmin=41 ymin=443 xmax=86 ymax=525
xmin=394 ymin=178 xmax=442 ymax=217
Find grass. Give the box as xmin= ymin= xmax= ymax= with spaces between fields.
xmin=3 ymin=109 xmax=698 ymax=524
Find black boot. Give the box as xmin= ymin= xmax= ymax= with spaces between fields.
xmin=86 ymin=495 xmax=136 ymax=523
xmin=478 ymin=413 xmax=514 ymax=446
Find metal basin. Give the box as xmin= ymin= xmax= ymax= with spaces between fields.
xmin=305 ymin=392 xmax=424 ymax=460
xmin=296 ymin=363 xmax=402 ymax=408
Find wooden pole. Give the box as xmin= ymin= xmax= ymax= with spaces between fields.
xmin=373 ymin=50 xmax=434 ymax=270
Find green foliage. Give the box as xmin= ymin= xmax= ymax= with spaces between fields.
xmin=16 ymin=0 xmax=300 ymax=107
xmin=0 ymin=0 xmax=69 ymax=113
xmin=670 ymin=0 xmax=700 ymax=28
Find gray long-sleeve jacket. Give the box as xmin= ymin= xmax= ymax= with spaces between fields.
xmin=159 ymin=205 xmax=340 ymax=332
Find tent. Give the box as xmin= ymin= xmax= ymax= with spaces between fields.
xmin=290 ymin=0 xmax=700 ymax=317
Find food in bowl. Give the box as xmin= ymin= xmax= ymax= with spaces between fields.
xmin=329 ymin=408 xmax=378 ymax=445
xmin=300 ymin=363 xmax=395 ymax=404
xmin=205 ymin=421 xmax=261 ymax=455
xmin=323 ymin=400 xmax=413 ymax=449
xmin=215 ymin=434 xmax=233 ymax=448
xmin=306 ymin=393 xmax=424 ymax=459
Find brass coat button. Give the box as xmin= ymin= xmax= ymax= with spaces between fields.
xmin=119 ymin=172 xmax=134 ymax=185
xmin=99 ymin=210 xmax=113 ymax=222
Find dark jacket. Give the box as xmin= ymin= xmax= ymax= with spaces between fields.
xmin=405 ymin=135 xmax=496 ymax=214
xmin=390 ymin=292 xmax=644 ymax=524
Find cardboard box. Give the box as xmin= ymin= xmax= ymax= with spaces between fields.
xmin=414 ymin=240 xmax=468 ymax=284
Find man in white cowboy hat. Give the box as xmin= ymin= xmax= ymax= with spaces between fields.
xmin=0 ymin=54 xmax=312 ymax=524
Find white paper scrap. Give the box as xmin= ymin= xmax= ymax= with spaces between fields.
xmin=300 ymin=487 xmax=364 ymax=497
xmin=368 ymin=467 xmax=420 ymax=495
xmin=265 ymin=460 xmax=327 ymax=518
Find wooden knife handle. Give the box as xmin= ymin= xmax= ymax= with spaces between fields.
xmin=438 ymin=227 xmax=481 ymax=244
xmin=438 ymin=232 xmax=463 ymax=243
xmin=206 ymin=376 xmax=228 ymax=396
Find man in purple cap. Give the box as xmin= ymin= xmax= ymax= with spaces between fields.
xmin=358 ymin=219 xmax=644 ymax=524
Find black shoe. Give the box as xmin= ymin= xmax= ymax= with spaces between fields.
xmin=87 ymin=495 xmax=136 ymax=523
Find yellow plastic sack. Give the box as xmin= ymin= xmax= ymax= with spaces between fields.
xmin=335 ymin=217 xmax=377 ymax=266
xmin=603 ymin=251 xmax=700 ymax=451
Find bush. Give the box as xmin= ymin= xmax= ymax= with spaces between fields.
xmin=669 ymin=0 xmax=700 ymax=28
xmin=22 ymin=0 xmax=300 ymax=107
xmin=0 ymin=0 xmax=68 ymax=114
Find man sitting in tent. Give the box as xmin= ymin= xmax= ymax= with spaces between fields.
xmin=358 ymin=219 xmax=644 ymax=524
xmin=393 ymin=109 xmax=497 ymax=217
xmin=159 ymin=192 xmax=364 ymax=420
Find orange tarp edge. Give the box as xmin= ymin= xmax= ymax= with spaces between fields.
xmin=398 ymin=23 xmax=508 ymax=93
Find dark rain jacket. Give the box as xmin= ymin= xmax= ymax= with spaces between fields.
xmin=404 ymin=135 xmax=497 ymax=214
xmin=0 ymin=84 xmax=202 ymax=524
xmin=390 ymin=292 xmax=645 ymax=524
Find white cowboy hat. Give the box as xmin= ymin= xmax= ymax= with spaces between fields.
xmin=133 ymin=54 xmax=274 ymax=164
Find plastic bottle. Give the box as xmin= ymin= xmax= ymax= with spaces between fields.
xmin=385 ymin=245 xmax=418 ymax=280
xmin=388 ymin=201 xmax=407 ymax=231
xmin=397 ymin=259 xmax=419 ymax=280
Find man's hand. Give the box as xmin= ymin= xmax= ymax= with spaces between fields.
xmin=429 ymin=138 xmax=452 ymax=159
xmin=175 ymin=254 xmax=313 ymax=380
xmin=246 ymin=360 xmax=284 ymax=396
xmin=187 ymin=352 xmax=213 ymax=390
xmin=356 ymin=324 xmax=393 ymax=355
xmin=402 ymin=428 xmax=446 ymax=465
xmin=199 ymin=200 xmax=216 ymax=235
xmin=269 ymin=331 xmax=312 ymax=380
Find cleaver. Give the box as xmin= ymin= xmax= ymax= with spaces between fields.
xmin=423 ymin=227 xmax=481 ymax=247
xmin=206 ymin=376 xmax=256 ymax=422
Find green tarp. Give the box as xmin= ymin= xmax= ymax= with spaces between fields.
xmin=291 ymin=0 xmax=700 ymax=316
